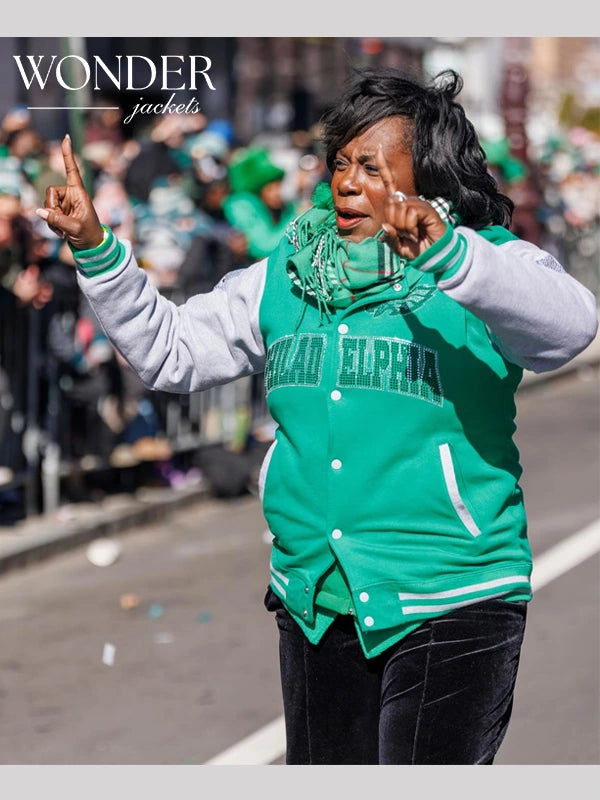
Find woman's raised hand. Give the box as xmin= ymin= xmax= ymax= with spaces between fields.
xmin=375 ymin=144 xmax=447 ymax=260
xmin=35 ymin=135 xmax=105 ymax=251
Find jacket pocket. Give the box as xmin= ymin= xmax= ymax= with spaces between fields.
xmin=258 ymin=439 xmax=278 ymax=501
xmin=438 ymin=443 xmax=482 ymax=537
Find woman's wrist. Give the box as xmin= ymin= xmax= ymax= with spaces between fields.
xmin=71 ymin=225 xmax=126 ymax=277
xmin=69 ymin=225 xmax=109 ymax=255
xmin=409 ymin=223 xmax=467 ymax=278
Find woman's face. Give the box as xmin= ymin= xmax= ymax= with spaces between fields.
xmin=259 ymin=180 xmax=284 ymax=211
xmin=330 ymin=116 xmax=416 ymax=242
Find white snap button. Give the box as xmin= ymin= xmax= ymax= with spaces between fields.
xmin=393 ymin=283 xmax=402 ymax=292
xmin=364 ymin=616 xmax=375 ymax=627
xmin=303 ymin=609 xmax=308 ymax=617
xmin=338 ymin=323 xmax=349 ymax=334
xmin=330 ymin=390 xmax=342 ymax=401
xmin=331 ymin=529 xmax=343 ymax=539
xmin=359 ymin=592 xmax=369 ymax=603
xmin=304 ymin=587 xmax=309 ymax=594
xmin=331 ymin=459 xmax=342 ymax=470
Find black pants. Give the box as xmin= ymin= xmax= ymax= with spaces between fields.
xmin=265 ymin=588 xmax=527 ymax=765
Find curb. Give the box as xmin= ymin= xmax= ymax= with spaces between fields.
xmin=0 ymin=483 xmax=210 ymax=577
xmin=0 ymin=346 xmax=597 ymax=580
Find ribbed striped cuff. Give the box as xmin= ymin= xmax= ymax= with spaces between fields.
xmin=71 ymin=225 xmax=126 ymax=277
xmin=410 ymin=223 xmax=468 ymax=279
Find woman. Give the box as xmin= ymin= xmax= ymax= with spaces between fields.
xmin=36 ymin=69 xmax=597 ymax=765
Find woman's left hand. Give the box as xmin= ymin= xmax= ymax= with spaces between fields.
xmin=376 ymin=144 xmax=447 ymax=260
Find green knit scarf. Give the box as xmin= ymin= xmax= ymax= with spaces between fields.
xmin=285 ymin=182 xmax=458 ymax=318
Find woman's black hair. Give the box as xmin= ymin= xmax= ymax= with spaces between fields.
xmin=320 ymin=68 xmax=514 ymax=229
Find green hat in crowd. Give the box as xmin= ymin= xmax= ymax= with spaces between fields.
xmin=481 ymin=137 xmax=528 ymax=184
xmin=228 ymin=146 xmax=285 ymax=194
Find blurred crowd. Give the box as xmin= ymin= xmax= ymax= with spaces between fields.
xmin=0 ymin=99 xmax=598 ymax=519
xmin=482 ymin=126 xmax=600 ymax=287
xmin=0 ymin=102 xmax=327 ymax=518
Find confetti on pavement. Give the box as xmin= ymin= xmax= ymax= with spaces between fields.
xmin=119 ymin=593 xmax=140 ymax=610
xmin=148 ymin=603 xmax=164 ymax=619
xmin=86 ymin=538 xmax=122 ymax=567
xmin=153 ymin=632 xmax=174 ymax=645
xmin=102 ymin=643 xmax=116 ymax=666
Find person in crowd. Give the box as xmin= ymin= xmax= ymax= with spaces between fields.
xmin=31 ymin=139 xmax=73 ymax=211
xmin=0 ymin=128 xmax=44 ymax=217
xmin=84 ymin=103 xmax=125 ymax=149
xmin=179 ymin=126 xmax=251 ymax=273
xmin=481 ymin=136 xmax=543 ymax=246
xmin=535 ymin=130 xmax=600 ymax=293
xmin=36 ymin=68 xmax=597 ymax=765
xmin=43 ymin=240 xmax=174 ymax=479
xmin=124 ymin=114 xmax=205 ymax=205
xmin=0 ymin=188 xmax=52 ymax=309
xmin=0 ymin=105 xmax=33 ymax=146
xmin=85 ymin=140 xmax=137 ymax=244
xmin=0 ymin=362 xmax=13 ymax=488
xmin=43 ymin=241 xmax=121 ymax=465
xmin=223 ymin=145 xmax=300 ymax=261
xmin=0 ymin=179 xmax=53 ymax=516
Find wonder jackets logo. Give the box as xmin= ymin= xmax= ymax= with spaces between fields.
xmin=12 ymin=53 xmax=215 ymax=125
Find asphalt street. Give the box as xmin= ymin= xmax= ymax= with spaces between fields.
xmin=0 ymin=367 xmax=597 ymax=765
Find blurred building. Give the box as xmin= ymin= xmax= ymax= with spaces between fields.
xmin=529 ymin=38 xmax=600 ymax=105
xmin=527 ymin=38 xmax=600 ymax=143
xmin=423 ymin=37 xmax=600 ymax=145
xmin=230 ymin=37 xmax=432 ymax=142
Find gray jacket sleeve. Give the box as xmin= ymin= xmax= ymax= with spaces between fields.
xmin=76 ymin=240 xmax=267 ymax=393
xmin=437 ymin=227 xmax=598 ymax=373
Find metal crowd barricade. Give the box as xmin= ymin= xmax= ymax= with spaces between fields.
xmin=150 ymin=283 xmax=272 ymax=455
xmin=1 ymin=279 xmax=273 ymax=522
xmin=153 ymin=374 xmax=268 ymax=455
xmin=0 ymin=293 xmax=42 ymax=519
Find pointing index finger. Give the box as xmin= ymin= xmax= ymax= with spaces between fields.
xmin=376 ymin=143 xmax=397 ymax=196
xmin=61 ymin=134 xmax=83 ymax=187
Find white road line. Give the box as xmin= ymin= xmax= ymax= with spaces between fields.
xmin=531 ymin=517 xmax=600 ymax=591
xmin=204 ymin=518 xmax=600 ymax=765
xmin=204 ymin=716 xmax=286 ymax=765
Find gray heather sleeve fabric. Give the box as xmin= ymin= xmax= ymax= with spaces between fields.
xmin=76 ymin=240 xmax=267 ymax=393
xmin=436 ymin=227 xmax=599 ymax=373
